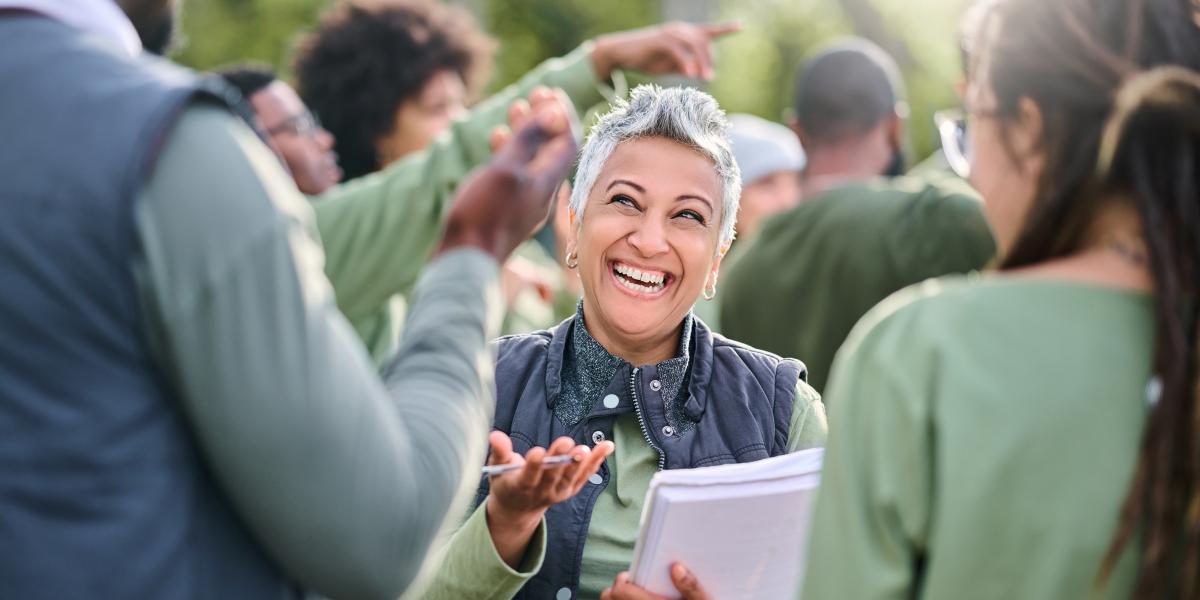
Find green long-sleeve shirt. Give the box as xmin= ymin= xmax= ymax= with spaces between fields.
xmin=719 ymin=176 xmax=996 ymax=393
xmin=136 ymin=103 xmax=504 ymax=600
xmin=801 ymin=276 xmax=1149 ymax=599
xmin=313 ymin=44 xmax=614 ymax=363
xmin=422 ymin=382 xmax=829 ymax=600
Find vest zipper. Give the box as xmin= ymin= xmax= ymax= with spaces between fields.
xmin=629 ymin=367 xmax=666 ymax=471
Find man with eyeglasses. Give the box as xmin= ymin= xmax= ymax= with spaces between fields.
xmin=221 ymin=65 xmax=342 ymax=195
xmin=719 ymin=39 xmax=997 ymax=394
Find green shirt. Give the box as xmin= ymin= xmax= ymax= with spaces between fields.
xmin=312 ymin=44 xmax=614 ymax=363
xmin=136 ymin=104 xmax=504 ymax=599
xmin=422 ymin=381 xmax=829 ymax=600
xmin=802 ymin=277 xmax=1151 ymax=599
xmin=718 ymin=176 xmax=996 ymax=392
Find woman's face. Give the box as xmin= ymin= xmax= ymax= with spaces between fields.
xmin=966 ymin=36 xmax=1046 ymax=257
xmin=571 ymin=137 xmax=725 ymax=348
xmin=376 ymin=69 xmax=467 ymax=167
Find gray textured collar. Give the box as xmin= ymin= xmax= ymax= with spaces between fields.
xmin=554 ymin=303 xmax=694 ymax=428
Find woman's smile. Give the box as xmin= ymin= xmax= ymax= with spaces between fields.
xmin=608 ymin=259 xmax=674 ymax=298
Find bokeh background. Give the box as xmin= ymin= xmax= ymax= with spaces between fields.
xmin=176 ymin=0 xmax=972 ymax=160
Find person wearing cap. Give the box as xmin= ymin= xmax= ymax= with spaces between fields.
xmin=726 ymin=113 xmax=806 ymax=241
xmin=692 ymin=113 xmax=805 ymax=331
xmin=719 ymin=38 xmax=996 ymax=393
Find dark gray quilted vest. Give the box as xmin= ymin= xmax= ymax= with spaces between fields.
xmin=479 ymin=316 xmax=802 ymax=599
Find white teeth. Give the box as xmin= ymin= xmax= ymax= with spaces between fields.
xmin=614 ymin=263 xmax=665 ymax=285
xmin=613 ymin=263 xmax=666 ymax=293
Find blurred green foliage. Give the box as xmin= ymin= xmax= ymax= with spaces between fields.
xmin=175 ymin=0 xmax=326 ymax=77
xmin=175 ymin=0 xmax=972 ymax=159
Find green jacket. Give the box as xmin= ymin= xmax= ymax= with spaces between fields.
xmin=312 ymin=44 xmax=615 ymax=363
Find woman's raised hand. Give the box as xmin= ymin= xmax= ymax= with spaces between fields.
xmin=484 ymin=431 xmax=614 ymax=568
xmin=600 ymin=565 xmax=712 ymax=600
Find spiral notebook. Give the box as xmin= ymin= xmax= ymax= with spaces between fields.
xmin=628 ymin=448 xmax=825 ymax=599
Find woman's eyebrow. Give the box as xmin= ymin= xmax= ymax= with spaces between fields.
xmin=677 ymin=195 xmax=714 ymax=212
xmin=606 ymin=179 xmax=646 ymax=193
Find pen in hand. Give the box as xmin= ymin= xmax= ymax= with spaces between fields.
xmin=482 ymin=454 xmax=579 ymax=476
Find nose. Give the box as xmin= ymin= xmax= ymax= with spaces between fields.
xmin=626 ymin=217 xmax=670 ymax=258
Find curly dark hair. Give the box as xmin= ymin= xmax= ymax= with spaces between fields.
xmin=294 ymin=0 xmax=495 ymax=180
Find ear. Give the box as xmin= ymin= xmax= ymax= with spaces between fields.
xmin=708 ymin=242 xmax=730 ymax=284
xmin=565 ymin=208 xmax=581 ymax=256
xmin=885 ymin=112 xmax=904 ymax=150
xmin=789 ymin=118 xmax=810 ymax=148
xmin=1013 ymin=97 xmax=1046 ymax=176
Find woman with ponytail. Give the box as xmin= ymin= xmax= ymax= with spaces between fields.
xmin=801 ymin=0 xmax=1200 ymax=598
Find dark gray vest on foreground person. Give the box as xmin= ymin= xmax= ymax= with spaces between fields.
xmin=477 ymin=315 xmax=802 ymax=599
xmin=0 ymin=13 xmax=298 ymax=599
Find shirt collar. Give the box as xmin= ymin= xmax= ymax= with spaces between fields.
xmin=0 ymin=0 xmax=142 ymax=57
xmin=571 ymin=302 xmax=693 ymax=373
xmin=563 ymin=302 xmax=694 ymax=423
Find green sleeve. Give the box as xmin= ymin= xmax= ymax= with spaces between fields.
xmin=419 ymin=500 xmax=548 ymax=600
xmin=786 ymin=379 xmax=829 ymax=452
xmin=313 ymin=43 xmax=611 ymax=323
xmin=136 ymin=104 xmax=502 ymax=600
xmin=799 ymin=296 xmax=933 ymax=599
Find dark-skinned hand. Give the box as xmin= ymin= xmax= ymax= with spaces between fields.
xmin=435 ymin=88 xmax=578 ymax=262
xmin=600 ymin=565 xmax=713 ymax=600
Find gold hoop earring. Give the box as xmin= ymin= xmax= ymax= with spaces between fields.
xmin=564 ymin=250 xmax=579 ymax=269
xmin=703 ymin=281 xmax=717 ymax=301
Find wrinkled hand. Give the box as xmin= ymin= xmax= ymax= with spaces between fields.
xmin=600 ymin=565 xmax=712 ymax=600
xmin=591 ymin=21 xmax=741 ymax=81
xmin=484 ymin=431 xmax=613 ymax=567
xmin=436 ymin=88 xmax=578 ymax=261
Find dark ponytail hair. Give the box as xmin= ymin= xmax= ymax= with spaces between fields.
xmin=1096 ymin=65 xmax=1200 ymax=599
xmin=968 ymin=0 xmax=1200 ymax=596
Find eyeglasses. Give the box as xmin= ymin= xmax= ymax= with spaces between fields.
xmin=934 ymin=108 xmax=971 ymax=179
xmin=265 ymin=110 xmax=324 ymax=138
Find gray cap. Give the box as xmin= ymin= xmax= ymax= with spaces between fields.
xmin=727 ymin=114 xmax=806 ymax=185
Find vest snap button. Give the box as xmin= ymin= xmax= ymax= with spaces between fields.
xmin=591 ymin=430 xmax=606 ymax=444
xmin=556 ymin=587 xmax=572 ymax=600
xmin=650 ymin=379 xmax=662 ymax=391
xmin=662 ymin=425 xmax=674 ymax=437
xmin=588 ymin=473 xmax=603 ymax=485
xmin=602 ymin=393 xmax=619 ymax=409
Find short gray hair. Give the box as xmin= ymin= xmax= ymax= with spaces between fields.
xmin=570 ymin=84 xmax=742 ymax=248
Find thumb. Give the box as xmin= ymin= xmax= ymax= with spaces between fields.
xmin=488 ymin=430 xmax=516 ymax=465
xmin=670 ymin=563 xmax=711 ymax=600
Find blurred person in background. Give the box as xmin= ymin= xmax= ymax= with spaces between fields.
xmin=790 ymin=37 xmax=908 ymax=195
xmin=726 ymin=113 xmax=806 ymax=240
xmin=0 ymin=0 xmax=590 ymax=598
xmin=803 ymin=0 xmax=1200 ymax=597
xmin=692 ymin=112 xmax=805 ymax=331
xmin=720 ymin=38 xmax=995 ymax=392
xmin=219 ymin=65 xmax=342 ymax=195
xmin=295 ymin=0 xmax=493 ymax=180
xmin=422 ymin=86 xmax=828 ymax=600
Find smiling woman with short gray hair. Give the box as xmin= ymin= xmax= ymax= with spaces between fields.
xmin=420 ymin=85 xmax=828 ymax=600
